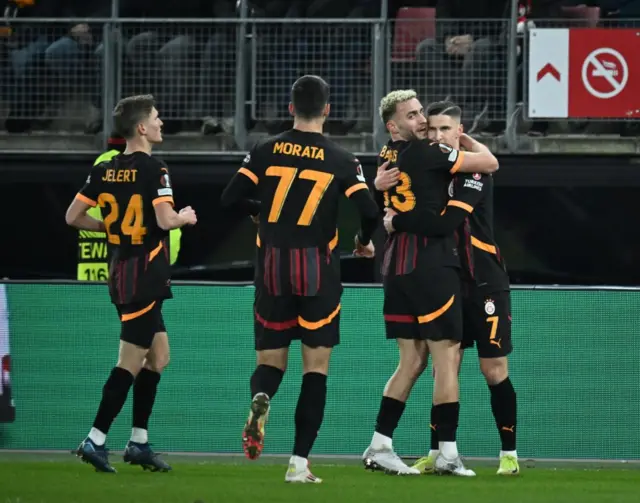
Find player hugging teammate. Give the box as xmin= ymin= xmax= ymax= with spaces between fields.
xmin=363 ymin=91 xmax=518 ymax=476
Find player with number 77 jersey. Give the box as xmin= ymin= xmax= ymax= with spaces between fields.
xmin=219 ymin=74 xmax=379 ymax=485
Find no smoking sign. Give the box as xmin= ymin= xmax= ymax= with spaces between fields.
xmin=581 ymin=48 xmax=628 ymax=99
xmin=568 ymin=29 xmax=639 ymax=118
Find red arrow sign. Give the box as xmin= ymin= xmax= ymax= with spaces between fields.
xmin=537 ymin=63 xmax=561 ymax=82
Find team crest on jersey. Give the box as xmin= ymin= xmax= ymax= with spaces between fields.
xmin=355 ymin=160 xmax=366 ymax=182
xmin=448 ymin=180 xmax=455 ymax=197
xmin=473 ymin=173 xmax=481 ymax=181
xmin=484 ymin=299 xmax=496 ymax=315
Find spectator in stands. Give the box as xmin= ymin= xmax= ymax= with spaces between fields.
xmin=419 ymin=0 xmax=510 ymax=135
xmin=252 ymin=0 xmax=377 ymax=135
xmin=2 ymin=0 xmax=110 ymax=133
xmin=119 ymin=0 xmax=237 ymax=135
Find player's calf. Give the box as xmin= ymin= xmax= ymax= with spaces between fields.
xmin=480 ymin=357 xmax=518 ymax=474
xmin=242 ymin=357 xmax=285 ymax=460
xmin=428 ymin=339 xmax=475 ymax=475
xmin=364 ymin=339 xmax=425 ymax=475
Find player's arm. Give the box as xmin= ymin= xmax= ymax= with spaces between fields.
xmin=388 ymin=173 xmax=487 ymax=236
xmin=419 ymin=138 xmax=498 ymax=175
xmin=151 ymin=163 xmax=197 ymax=230
xmin=219 ymin=150 xmax=261 ymax=217
xmin=456 ymin=134 xmax=499 ymax=174
xmin=65 ymin=166 xmax=106 ymax=232
xmin=340 ymin=159 xmax=379 ymax=246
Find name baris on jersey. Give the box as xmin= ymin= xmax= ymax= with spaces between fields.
xmin=273 ymin=141 xmax=325 ymax=160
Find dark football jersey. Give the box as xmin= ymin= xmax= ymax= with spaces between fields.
xmin=76 ymin=151 xmax=174 ymax=304
xmin=221 ymin=129 xmax=378 ymax=296
xmin=451 ymin=173 xmax=509 ymax=291
xmin=378 ymin=139 xmax=465 ymax=275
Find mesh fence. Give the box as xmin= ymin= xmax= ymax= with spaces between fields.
xmin=2 ymin=16 xmax=640 ymax=140
xmin=388 ymin=19 xmax=510 ymax=126
xmin=0 ymin=21 xmax=104 ymax=130
xmin=250 ymin=22 xmax=373 ymax=122
xmin=117 ymin=21 xmax=238 ymax=126
xmin=1 ymin=282 xmax=639 ymax=461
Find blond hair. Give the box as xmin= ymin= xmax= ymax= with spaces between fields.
xmin=379 ymin=89 xmax=417 ymax=124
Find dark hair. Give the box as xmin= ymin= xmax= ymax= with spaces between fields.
xmin=291 ymin=75 xmax=329 ymax=120
xmin=112 ymin=94 xmax=156 ymax=139
xmin=426 ymin=101 xmax=462 ymax=120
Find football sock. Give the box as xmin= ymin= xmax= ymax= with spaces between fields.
xmin=292 ymin=372 xmax=327 ymax=458
xmin=374 ymin=396 xmax=406 ymax=441
xmin=91 ymin=367 xmax=134 ymax=444
xmin=250 ymin=364 xmax=284 ymax=400
xmin=489 ymin=377 xmax=517 ymax=452
xmin=429 ymin=403 xmax=439 ymax=451
xmin=131 ymin=368 xmax=161 ymax=443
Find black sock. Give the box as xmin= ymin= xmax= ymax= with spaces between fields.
xmin=293 ymin=372 xmax=327 ymax=459
xmin=250 ymin=364 xmax=284 ymax=400
xmin=132 ymin=368 xmax=161 ymax=434
xmin=430 ymin=404 xmax=439 ymax=450
xmin=489 ymin=377 xmax=517 ymax=451
xmin=433 ymin=402 xmax=460 ymax=442
xmin=374 ymin=396 xmax=406 ymax=439
xmin=93 ymin=367 xmax=134 ymax=435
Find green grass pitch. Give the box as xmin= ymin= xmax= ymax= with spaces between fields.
xmin=0 ymin=454 xmax=638 ymax=503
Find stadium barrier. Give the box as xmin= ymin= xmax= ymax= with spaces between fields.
xmin=0 ymin=281 xmax=638 ymax=461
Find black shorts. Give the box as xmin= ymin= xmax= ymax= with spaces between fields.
xmin=115 ymin=300 xmax=166 ymax=349
xmin=383 ymin=266 xmax=463 ymax=342
xmin=462 ymin=287 xmax=512 ymax=358
xmin=254 ymin=287 xmax=341 ymax=351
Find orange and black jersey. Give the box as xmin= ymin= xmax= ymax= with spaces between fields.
xmin=77 ymin=152 xmax=173 ymax=260
xmin=378 ymin=138 xmax=465 ymax=276
xmin=392 ymin=172 xmax=509 ymax=291
xmin=221 ymin=129 xmax=379 ymax=296
xmin=75 ymin=152 xmax=174 ymax=304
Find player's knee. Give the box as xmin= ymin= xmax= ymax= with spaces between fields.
xmin=301 ymin=345 xmax=332 ymax=375
xmin=146 ymin=352 xmax=170 ymax=373
xmin=256 ymin=349 xmax=288 ymax=373
xmin=398 ymin=353 xmax=427 ymax=381
xmin=117 ymin=341 xmax=147 ymax=376
xmin=479 ymin=357 xmax=508 ymax=385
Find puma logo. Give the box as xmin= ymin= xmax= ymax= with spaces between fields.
xmin=501 ymin=425 xmax=515 ymax=433
xmin=490 ymin=338 xmax=502 ymax=349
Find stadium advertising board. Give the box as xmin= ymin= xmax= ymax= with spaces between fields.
xmin=0 ymin=282 xmax=638 ymax=461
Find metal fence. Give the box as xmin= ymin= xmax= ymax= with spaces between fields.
xmin=0 ymin=0 xmax=637 ymax=154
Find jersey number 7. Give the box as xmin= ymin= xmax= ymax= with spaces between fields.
xmin=266 ymin=166 xmax=334 ymax=226
xmin=98 ymin=193 xmax=147 ymax=245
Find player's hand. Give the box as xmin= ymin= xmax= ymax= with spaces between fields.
xmin=179 ymin=206 xmax=197 ymax=226
xmin=459 ymin=133 xmax=478 ymax=150
xmin=374 ymin=160 xmax=400 ymax=191
xmin=353 ymin=234 xmax=375 ymax=259
xmin=383 ymin=207 xmax=397 ymax=234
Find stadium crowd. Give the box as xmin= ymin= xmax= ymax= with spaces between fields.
xmin=0 ymin=0 xmax=636 ymax=137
